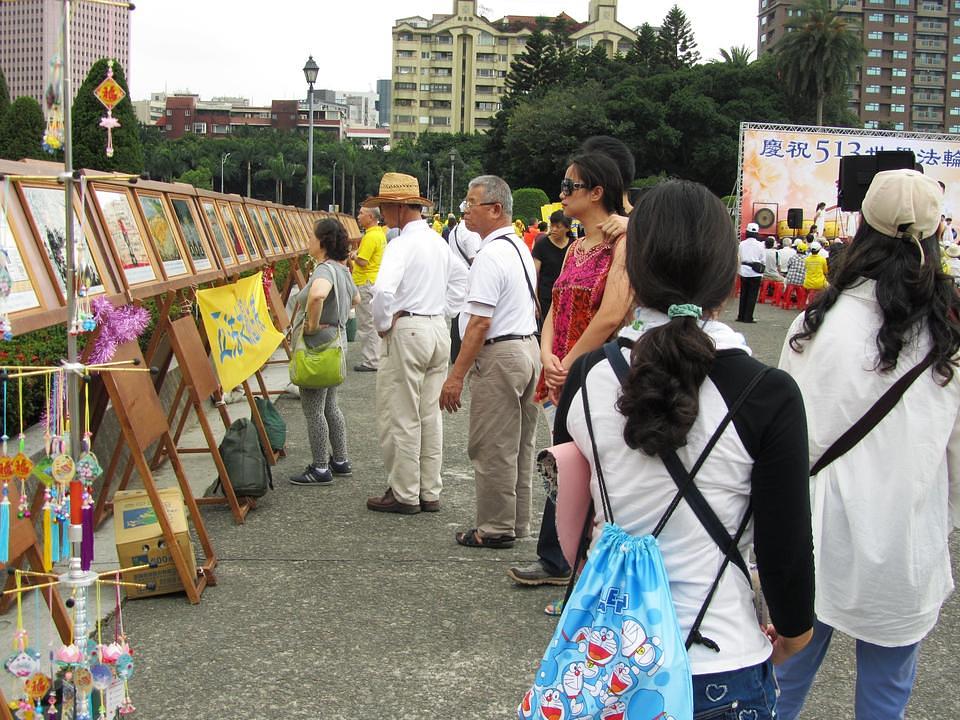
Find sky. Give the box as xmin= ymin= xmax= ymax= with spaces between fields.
xmin=128 ymin=0 xmax=758 ymax=104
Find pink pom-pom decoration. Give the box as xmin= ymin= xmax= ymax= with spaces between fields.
xmin=87 ymin=298 xmax=150 ymax=364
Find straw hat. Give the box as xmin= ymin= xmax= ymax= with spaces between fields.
xmin=362 ymin=172 xmax=432 ymax=208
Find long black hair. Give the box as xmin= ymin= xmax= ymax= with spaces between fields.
xmin=567 ymin=153 xmax=626 ymax=217
xmin=789 ymin=222 xmax=960 ymax=384
xmin=617 ymin=180 xmax=737 ymax=455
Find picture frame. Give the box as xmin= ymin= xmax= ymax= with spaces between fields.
xmin=135 ymin=191 xmax=189 ymax=279
xmin=90 ymin=185 xmax=159 ymax=287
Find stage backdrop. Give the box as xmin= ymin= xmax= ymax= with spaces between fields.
xmin=738 ymin=122 xmax=960 ymax=239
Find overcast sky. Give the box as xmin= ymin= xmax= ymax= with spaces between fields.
xmin=128 ymin=1 xmax=758 ymax=104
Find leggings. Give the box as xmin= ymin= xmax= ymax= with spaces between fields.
xmin=300 ymin=385 xmax=347 ymax=468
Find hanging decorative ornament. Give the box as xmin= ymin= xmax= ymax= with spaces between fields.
xmin=262 ymin=266 xmax=274 ymax=294
xmin=86 ymin=297 xmax=149 ymax=364
xmin=41 ymin=19 xmax=64 ymax=154
xmin=93 ymin=60 xmax=124 ymax=159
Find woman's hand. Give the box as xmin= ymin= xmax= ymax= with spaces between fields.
xmin=542 ymin=352 xmax=567 ymax=390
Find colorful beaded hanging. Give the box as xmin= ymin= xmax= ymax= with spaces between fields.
xmin=77 ymin=376 xmax=100 ymax=572
xmin=93 ymin=60 xmax=124 ymax=158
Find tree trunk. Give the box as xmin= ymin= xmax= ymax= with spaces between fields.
xmin=816 ymin=95 xmax=824 ymax=127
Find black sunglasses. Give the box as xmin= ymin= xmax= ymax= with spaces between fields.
xmin=560 ymin=178 xmax=590 ymax=195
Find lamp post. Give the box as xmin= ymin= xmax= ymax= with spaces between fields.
xmin=331 ymin=160 xmax=337 ymax=211
xmin=220 ymin=152 xmax=231 ymax=193
xmin=426 ymin=159 xmax=431 ymax=208
xmin=302 ymin=55 xmax=319 ymax=210
xmin=449 ymin=150 xmax=456 ymax=218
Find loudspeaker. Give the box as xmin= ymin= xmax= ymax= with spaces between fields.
xmin=787 ymin=208 xmax=804 ymax=229
xmin=838 ymin=151 xmax=916 ymax=211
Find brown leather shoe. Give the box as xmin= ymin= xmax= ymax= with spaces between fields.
xmin=420 ymin=498 xmax=440 ymax=512
xmin=366 ymin=488 xmax=421 ymax=514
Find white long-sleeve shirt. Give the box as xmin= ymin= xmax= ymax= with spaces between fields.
xmin=371 ymin=219 xmax=467 ymax=333
xmin=780 ymin=279 xmax=960 ymax=646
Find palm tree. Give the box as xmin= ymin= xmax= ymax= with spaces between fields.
xmin=255 ymin=153 xmax=303 ymax=204
xmin=230 ymin=139 xmax=261 ymax=199
xmin=776 ymin=0 xmax=864 ymax=126
xmin=719 ymin=45 xmax=753 ymax=68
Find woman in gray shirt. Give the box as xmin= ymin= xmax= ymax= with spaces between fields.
xmin=289 ymin=218 xmax=359 ymax=486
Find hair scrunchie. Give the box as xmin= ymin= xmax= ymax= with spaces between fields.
xmin=666 ymin=303 xmax=702 ymax=320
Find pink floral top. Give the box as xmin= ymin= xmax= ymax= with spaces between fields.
xmin=535 ymin=236 xmax=617 ymax=402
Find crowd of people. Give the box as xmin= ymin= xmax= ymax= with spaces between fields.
xmin=284 ymin=144 xmax=959 ymax=718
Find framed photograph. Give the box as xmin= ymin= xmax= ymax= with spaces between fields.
xmin=201 ymin=201 xmax=239 ymax=266
xmin=240 ymin=204 xmax=273 ymax=258
xmin=268 ymin=208 xmax=291 ymax=251
xmin=18 ymin=184 xmax=106 ymax=296
xmin=0 ymin=206 xmax=41 ymax=312
xmin=253 ymin=206 xmax=281 ymax=255
xmin=169 ymin=197 xmax=213 ymax=271
xmin=137 ymin=193 xmax=188 ymax=277
xmin=93 ymin=187 xmax=157 ymax=285
xmin=220 ymin=202 xmax=259 ymax=262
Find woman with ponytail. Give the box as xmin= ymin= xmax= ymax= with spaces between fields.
xmin=552 ymin=179 xmax=814 ymax=718
xmin=777 ymin=169 xmax=960 ymax=719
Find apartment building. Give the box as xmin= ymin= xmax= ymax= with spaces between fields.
xmin=0 ymin=0 xmax=130 ymax=105
xmin=758 ymin=0 xmax=960 ymax=133
xmin=390 ymin=0 xmax=637 ymax=140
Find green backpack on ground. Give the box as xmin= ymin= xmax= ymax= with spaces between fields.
xmin=205 ymin=418 xmax=273 ymax=499
xmin=254 ymin=396 xmax=286 ymax=453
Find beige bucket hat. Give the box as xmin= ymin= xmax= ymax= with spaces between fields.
xmin=362 ymin=172 xmax=432 ymax=208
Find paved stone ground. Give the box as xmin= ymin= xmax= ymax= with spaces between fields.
xmin=20 ymin=298 xmax=956 ymax=719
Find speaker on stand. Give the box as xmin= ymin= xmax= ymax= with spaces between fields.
xmin=787 ymin=207 xmax=804 ymax=238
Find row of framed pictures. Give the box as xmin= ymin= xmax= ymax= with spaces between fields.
xmin=0 ymin=159 xmax=361 ymax=334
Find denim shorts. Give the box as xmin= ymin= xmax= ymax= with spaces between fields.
xmin=693 ymin=659 xmax=779 ymax=719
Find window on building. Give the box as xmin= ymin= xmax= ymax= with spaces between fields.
xmin=165 ymin=123 xmax=172 ymax=130
xmin=868 ymin=12 xmax=883 ymax=21
xmin=895 ymin=122 xmax=905 ymax=130
xmin=895 ymin=14 xmax=909 ymax=23
xmin=429 ymin=116 xmax=451 ymax=126
xmin=893 ymin=50 xmax=908 ymax=59
xmin=396 ymin=66 xmax=415 ymax=74
xmin=477 ymin=68 xmax=494 ymax=78
xmin=891 ymin=104 xmax=905 ymax=112
xmin=893 ymin=32 xmax=908 ymax=41
xmin=952 ymin=107 xmax=960 ymax=115
xmin=394 ymin=81 xmax=416 ymax=91
xmin=475 ymin=101 xmax=500 ymax=111
xmin=864 ymin=120 xmax=879 ymax=129
xmin=953 ymin=88 xmax=960 ymax=97
xmin=892 ymin=85 xmax=907 ymax=94
xmin=761 ymin=14 xmax=768 ymax=25
xmin=193 ymin=122 xmax=207 ymax=134
xmin=478 ymin=32 xmax=494 ymax=46
xmin=577 ymin=36 xmax=593 ymax=49
xmin=421 ymin=51 xmax=430 ymax=59
xmin=437 ymin=33 xmax=453 ymax=44
xmin=865 ymin=102 xmax=880 ymax=111
xmin=866 ymin=66 xmax=882 ymax=75
xmin=868 ymin=31 xmax=883 ymax=40
xmin=398 ymin=32 xmax=413 ymax=41
xmin=868 ymin=48 xmax=883 ymax=58
xmin=893 ymin=68 xmax=906 ymax=77
xmin=866 ymin=84 xmax=881 ymax=93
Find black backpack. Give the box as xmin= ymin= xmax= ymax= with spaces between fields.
xmin=205 ymin=418 xmax=273 ymax=499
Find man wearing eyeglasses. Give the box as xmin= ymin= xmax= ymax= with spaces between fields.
xmin=440 ymin=175 xmax=541 ymax=550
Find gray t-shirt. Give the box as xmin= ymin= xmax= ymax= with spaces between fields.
xmin=294 ymin=261 xmax=356 ymax=348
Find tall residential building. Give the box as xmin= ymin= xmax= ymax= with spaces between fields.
xmin=758 ymin=0 xmax=960 ymax=134
xmin=390 ymin=0 xmax=637 ymax=140
xmin=0 ymin=0 xmax=130 ymax=106
xmin=376 ymin=78 xmax=392 ymax=127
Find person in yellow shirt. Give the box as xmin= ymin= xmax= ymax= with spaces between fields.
xmin=432 ymin=213 xmax=444 ymax=234
xmin=350 ymin=206 xmax=387 ymax=371
xmin=803 ymin=241 xmax=828 ymax=292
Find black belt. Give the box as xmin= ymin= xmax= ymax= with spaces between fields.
xmin=484 ymin=333 xmax=535 ymax=345
xmin=396 ymin=311 xmax=438 ymax=318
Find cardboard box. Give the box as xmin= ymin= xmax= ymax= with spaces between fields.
xmin=113 ymin=488 xmax=197 ymax=599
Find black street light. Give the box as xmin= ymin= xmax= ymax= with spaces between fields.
xmin=303 ymin=55 xmax=319 ymax=210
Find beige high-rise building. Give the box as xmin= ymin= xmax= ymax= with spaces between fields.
xmin=758 ymin=0 xmax=960 ymax=134
xmin=0 ymin=0 xmax=130 ymax=106
xmin=390 ymin=0 xmax=637 ymax=140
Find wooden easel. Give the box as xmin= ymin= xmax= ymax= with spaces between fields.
xmin=0 ymin=484 xmax=73 ymax=640
xmin=92 ymin=340 xmax=217 ymax=604
xmin=149 ymin=316 xmax=253 ymax=524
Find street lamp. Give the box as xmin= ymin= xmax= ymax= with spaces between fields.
xmin=331 ymin=160 xmax=337 ymax=211
xmin=220 ymin=152 xmax=231 ymax=194
xmin=449 ymin=150 xmax=456 ymax=218
xmin=302 ymin=55 xmax=319 ymax=210
xmin=426 ymin=159 xmax=431 ymax=208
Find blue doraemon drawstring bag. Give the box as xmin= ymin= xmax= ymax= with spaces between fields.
xmin=519 ymin=343 xmax=769 ymax=720
xmin=518 ymin=524 xmax=692 ymax=720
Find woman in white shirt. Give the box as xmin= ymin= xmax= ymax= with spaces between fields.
xmin=777 ymin=168 xmax=960 ymax=719
xmin=554 ymin=179 xmax=814 ymax=719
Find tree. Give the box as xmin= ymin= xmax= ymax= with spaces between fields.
xmin=627 ymin=22 xmax=660 ymax=72
xmin=776 ymin=0 xmax=864 ymax=125
xmin=504 ymin=27 xmax=553 ymax=105
xmin=719 ymin=45 xmax=753 ymax=68
xmin=658 ymin=5 xmax=700 ymax=70
xmin=230 ymin=138 xmax=261 ymax=198
xmin=176 ymin=166 xmax=213 ymax=189
xmin=0 ymin=97 xmax=46 ymax=161
xmin=255 ymin=153 xmax=303 ymax=204
xmin=0 ymin=67 xmax=9 ymax=119
xmin=72 ymin=58 xmax=143 ymax=173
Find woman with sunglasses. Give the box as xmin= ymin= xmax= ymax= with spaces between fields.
xmin=536 ymin=153 xmax=633 ymax=409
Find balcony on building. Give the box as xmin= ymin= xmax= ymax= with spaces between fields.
xmin=917 ymin=19 xmax=948 ymax=34
xmin=914 ymin=72 xmax=946 ymax=87
xmin=914 ymin=89 xmax=946 ymax=103
xmin=916 ymin=37 xmax=947 ymax=51
xmin=913 ymin=108 xmax=945 ymax=122
xmin=917 ymin=2 xmax=947 ymax=17
xmin=915 ymin=54 xmax=946 ymax=68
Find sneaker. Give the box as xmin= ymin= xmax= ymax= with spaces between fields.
xmin=288 ymin=464 xmax=333 ymax=486
xmin=329 ymin=457 xmax=352 ymax=476
xmin=506 ymin=561 xmax=572 ymax=587
xmin=353 ymin=364 xmax=377 ymax=373
xmin=281 ymin=383 xmax=301 ymax=399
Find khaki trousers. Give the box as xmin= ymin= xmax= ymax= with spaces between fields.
xmin=356 ymin=282 xmax=381 ymax=369
xmin=467 ymin=336 xmax=541 ymax=537
xmin=376 ymin=315 xmax=449 ymax=505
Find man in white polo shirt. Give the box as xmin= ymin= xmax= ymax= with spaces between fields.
xmin=439 ymin=175 xmax=541 ymax=549
xmin=364 ymin=173 xmax=468 ymax=514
